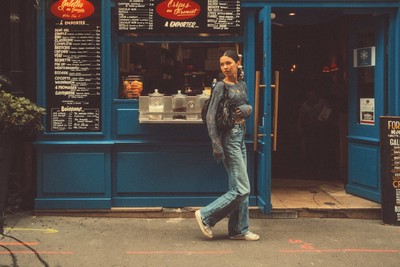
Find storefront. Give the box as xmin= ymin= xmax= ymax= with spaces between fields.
xmin=35 ymin=0 xmax=400 ymax=213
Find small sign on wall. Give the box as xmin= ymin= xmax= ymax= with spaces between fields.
xmin=360 ymin=98 xmax=375 ymax=125
xmin=353 ymin=47 xmax=375 ymax=68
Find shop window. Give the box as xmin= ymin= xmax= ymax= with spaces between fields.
xmin=118 ymin=43 xmax=240 ymax=99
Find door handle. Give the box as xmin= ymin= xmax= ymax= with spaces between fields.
xmin=253 ymin=71 xmax=280 ymax=152
xmin=254 ymin=71 xmax=261 ymax=151
xmin=272 ymin=71 xmax=280 ymax=152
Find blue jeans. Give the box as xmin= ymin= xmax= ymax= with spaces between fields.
xmin=200 ymin=124 xmax=250 ymax=237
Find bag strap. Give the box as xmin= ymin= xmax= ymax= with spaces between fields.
xmin=222 ymin=82 xmax=229 ymax=99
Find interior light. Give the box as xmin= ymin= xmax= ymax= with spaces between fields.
xmin=289 ymin=12 xmax=296 ymax=16
xmin=322 ymin=66 xmax=330 ymax=73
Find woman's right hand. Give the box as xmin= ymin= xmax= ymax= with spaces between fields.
xmin=213 ymin=151 xmax=224 ymax=161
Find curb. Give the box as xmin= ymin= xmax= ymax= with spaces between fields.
xmin=33 ymin=207 xmax=382 ymax=220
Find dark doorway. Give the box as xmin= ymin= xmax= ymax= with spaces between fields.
xmin=271 ymin=9 xmax=349 ymax=182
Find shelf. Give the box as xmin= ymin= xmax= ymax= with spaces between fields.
xmin=139 ymin=111 xmax=203 ymax=124
xmin=139 ymin=118 xmax=203 ymax=124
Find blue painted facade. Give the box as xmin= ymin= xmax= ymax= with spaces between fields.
xmin=35 ymin=1 xmax=400 ymax=211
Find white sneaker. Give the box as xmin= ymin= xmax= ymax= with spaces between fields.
xmin=195 ymin=210 xmax=213 ymax=239
xmin=230 ymin=231 xmax=260 ymax=241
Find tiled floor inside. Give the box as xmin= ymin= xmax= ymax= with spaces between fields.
xmin=271 ymin=178 xmax=381 ymax=210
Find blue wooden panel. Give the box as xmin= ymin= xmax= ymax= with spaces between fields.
xmin=117 ymin=108 xmax=140 ymax=135
xmin=42 ymin=152 xmax=107 ymax=194
xmin=115 ymin=107 xmax=209 ymax=138
xmin=116 ymin=150 xmax=227 ymax=193
xmin=348 ymin=142 xmax=380 ymax=190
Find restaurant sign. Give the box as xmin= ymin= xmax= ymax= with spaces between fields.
xmin=156 ymin=0 xmax=201 ymax=20
xmin=50 ymin=0 xmax=95 ymax=20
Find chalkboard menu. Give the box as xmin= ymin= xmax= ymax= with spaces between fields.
xmin=46 ymin=0 xmax=101 ymax=132
xmin=117 ymin=0 xmax=241 ymax=33
xmin=380 ymin=116 xmax=400 ymax=225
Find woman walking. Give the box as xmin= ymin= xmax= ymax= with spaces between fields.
xmin=195 ymin=50 xmax=259 ymax=241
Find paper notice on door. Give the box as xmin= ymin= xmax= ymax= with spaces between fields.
xmin=360 ymin=98 xmax=375 ymax=125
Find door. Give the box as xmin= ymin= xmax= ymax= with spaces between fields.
xmin=346 ymin=15 xmax=388 ymax=202
xmin=254 ymin=6 xmax=273 ymax=213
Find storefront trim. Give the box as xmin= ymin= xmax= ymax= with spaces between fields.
xmin=35 ymin=0 xmax=400 ymax=211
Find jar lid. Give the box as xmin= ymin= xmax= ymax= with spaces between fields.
xmin=149 ymin=89 xmax=164 ymax=97
xmin=173 ymin=90 xmax=186 ymax=98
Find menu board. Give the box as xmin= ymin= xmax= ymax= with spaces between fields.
xmin=117 ymin=0 xmax=155 ymax=31
xmin=380 ymin=116 xmax=400 ymax=225
xmin=46 ymin=0 xmax=101 ymax=132
xmin=117 ymin=0 xmax=241 ymax=33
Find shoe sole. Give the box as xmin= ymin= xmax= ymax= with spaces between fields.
xmin=195 ymin=210 xmax=213 ymax=239
xmin=229 ymin=234 xmax=260 ymax=241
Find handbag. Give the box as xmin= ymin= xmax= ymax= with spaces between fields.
xmin=201 ymin=97 xmax=210 ymax=123
xmin=201 ymin=82 xmax=236 ymax=130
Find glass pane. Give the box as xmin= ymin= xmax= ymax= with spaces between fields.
xmin=355 ymin=25 xmax=375 ymax=125
xmin=255 ymin=20 xmax=264 ymax=127
xmin=118 ymin=43 xmax=241 ymax=99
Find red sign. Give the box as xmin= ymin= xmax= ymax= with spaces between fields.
xmin=51 ymin=0 xmax=95 ymax=20
xmin=156 ymin=0 xmax=201 ymax=21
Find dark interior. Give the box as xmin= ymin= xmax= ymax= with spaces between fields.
xmin=271 ymin=9 xmax=350 ymax=181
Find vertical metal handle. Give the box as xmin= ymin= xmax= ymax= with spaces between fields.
xmin=254 ymin=71 xmax=261 ymax=151
xmin=253 ymin=71 xmax=279 ymax=152
xmin=272 ymin=71 xmax=279 ymax=152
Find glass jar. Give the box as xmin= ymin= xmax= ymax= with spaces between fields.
xmin=148 ymin=89 xmax=164 ymax=120
xmin=122 ymin=75 xmax=143 ymax=99
xmin=172 ymin=90 xmax=187 ymax=119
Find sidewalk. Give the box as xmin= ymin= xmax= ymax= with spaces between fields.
xmin=1 ymin=212 xmax=399 ymax=267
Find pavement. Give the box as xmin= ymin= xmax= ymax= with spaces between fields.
xmin=1 ymin=211 xmax=400 ymax=267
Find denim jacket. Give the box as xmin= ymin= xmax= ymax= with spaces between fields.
xmin=206 ymin=80 xmax=252 ymax=160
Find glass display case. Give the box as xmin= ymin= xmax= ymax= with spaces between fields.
xmin=138 ymin=94 xmax=208 ymax=124
xmin=118 ymin=43 xmax=238 ymax=98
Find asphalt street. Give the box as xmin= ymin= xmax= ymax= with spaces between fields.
xmin=1 ymin=212 xmax=400 ymax=267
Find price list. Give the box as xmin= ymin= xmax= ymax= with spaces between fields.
xmin=118 ymin=0 xmax=155 ymax=31
xmin=380 ymin=116 xmax=400 ymax=225
xmin=207 ymin=0 xmax=240 ymax=30
xmin=117 ymin=0 xmax=241 ymax=33
xmin=46 ymin=1 xmax=102 ymax=132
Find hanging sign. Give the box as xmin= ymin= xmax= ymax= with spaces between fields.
xmin=46 ymin=0 xmax=102 ymax=132
xmin=380 ymin=116 xmax=400 ymax=226
xmin=116 ymin=0 xmax=241 ymax=33
xmin=353 ymin=47 xmax=376 ymax=68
